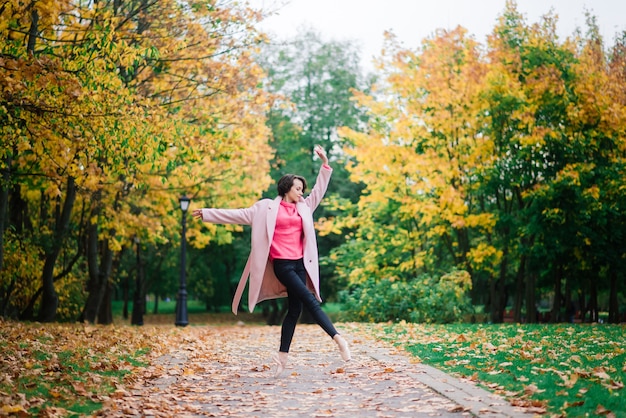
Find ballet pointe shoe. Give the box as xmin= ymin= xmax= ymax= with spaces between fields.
xmin=333 ymin=334 xmax=351 ymax=361
xmin=272 ymin=351 xmax=288 ymax=377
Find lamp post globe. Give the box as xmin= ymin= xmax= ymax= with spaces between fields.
xmin=175 ymin=195 xmax=191 ymax=327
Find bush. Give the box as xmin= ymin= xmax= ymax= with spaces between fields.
xmin=339 ymin=270 xmax=473 ymax=323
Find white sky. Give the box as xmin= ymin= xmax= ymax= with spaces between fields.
xmin=247 ymin=0 xmax=626 ymax=71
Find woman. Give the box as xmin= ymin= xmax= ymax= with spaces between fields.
xmin=192 ymin=145 xmax=350 ymax=377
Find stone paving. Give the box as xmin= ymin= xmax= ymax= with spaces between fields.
xmin=101 ymin=324 xmax=534 ymax=417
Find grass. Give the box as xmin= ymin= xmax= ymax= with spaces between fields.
xmin=112 ymin=300 xmax=268 ymax=326
xmin=111 ymin=299 xmax=341 ymax=325
xmin=112 ymin=299 xmax=208 ymax=316
xmin=357 ymin=322 xmax=626 ymax=417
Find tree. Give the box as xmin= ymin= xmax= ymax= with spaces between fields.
xmin=334 ymin=26 xmax=488 ymax=321
xmin=1 ymin=0 xmax=273 ymax=322
xmin=332 ymin=1 xmax=626 ymax=323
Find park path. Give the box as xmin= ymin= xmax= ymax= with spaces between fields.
xmin=98 ymin=323 xmax=532 ymax=418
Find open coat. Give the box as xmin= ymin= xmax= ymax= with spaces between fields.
xmin=200 ymin=165 xmax=332 ymax=314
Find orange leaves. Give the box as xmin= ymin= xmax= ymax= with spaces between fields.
xmin=0 ymin=321 xmax=167 ymax=415
xmin=339 ymin=25 xmax=497 ymax=290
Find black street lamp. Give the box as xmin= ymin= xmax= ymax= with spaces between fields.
xmin=131 ymin=236 xmax=143 ymax=326
xmin=175 ymin=195 xmax=191 ymax=327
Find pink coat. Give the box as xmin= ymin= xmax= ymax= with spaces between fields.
xmin=200 ymin=166 xmax=332 ymax=314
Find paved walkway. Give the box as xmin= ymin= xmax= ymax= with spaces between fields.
xmin=100 ymin=324 xmax=533 ymax=417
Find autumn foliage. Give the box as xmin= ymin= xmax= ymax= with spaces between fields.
xmin=333 ymin=3 xmax=626 ymax=323
xmin=1 ymin=0 xmax=273 ymax=322
xmin=1 ymin=0 xmax=625 ymax=326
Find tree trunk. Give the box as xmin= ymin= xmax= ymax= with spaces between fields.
xmin=513 ymin=255 xmax=525 ymax=322
xmin=131 ymin=241 xmax=144 ymax=326
xmin=551 ymin=265 xmax=562 ymax=323
xmin=564 ymin=275 xmax=574 ymax=323
xmin=490 ymin=249 xmax=508 ymax=323
xmin=79 ymin=209 xmax=103 ymax=323
xmin=80 ymin=197 xmax=116 ymax=324
xmin=0 ymin=154 xmax=10 ymax=276
xmin=122 ymin=273 xmax=130 ymax=319
xmin=97 ymin=281 xmax=113 ymax=324
xmin=96 ymin=246 xmax=118 ymax=325
xmin=608 ymin=269 xmax=619 ymax=324
xmin=577 ymin=287 xmax=586 ymax=322
xmin=525 ymin=271 xmax=537 ymax=323
xmin=27 ymin=8 xmax=39 ymax=53
xmin=489 ymin=276 xmax=503 ymax=323
xmin=587 ymin=279 xmax=599 ymax=322
xmin=38 ymin=177 xmax=77 ymax=322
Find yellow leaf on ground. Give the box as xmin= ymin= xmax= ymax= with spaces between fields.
xmin=1 ymin=405 xmax=28 ymax=415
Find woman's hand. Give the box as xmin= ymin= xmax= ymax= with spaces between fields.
xmin=314 ymin=144 xmax=329 ymax=165
xmin=192 ymin=209 xmax=203 ymax=219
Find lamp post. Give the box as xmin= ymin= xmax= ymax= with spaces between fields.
xmin=175 ymin=195 xmax=191 ymax=327
xmin=131 ymin=236 xmax=143 ymax=325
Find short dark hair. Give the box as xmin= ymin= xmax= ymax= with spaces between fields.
xmin=277 ymin=174 xmax=307 ymax=196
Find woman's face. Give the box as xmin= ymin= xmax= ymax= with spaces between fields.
xmin=284 ymin=179 xmax=304 ymax=203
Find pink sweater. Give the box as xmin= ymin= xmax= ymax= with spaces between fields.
xmin=270 ymin=200 xmax=304 ymax=260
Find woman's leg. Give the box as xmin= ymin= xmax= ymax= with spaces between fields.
xmin=279 ymin=286 xmax=303 ymax=353
xmin=273 ymin=259 xmax=338 ymax=353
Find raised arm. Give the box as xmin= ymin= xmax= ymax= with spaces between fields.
xmin=305 ymin=145 xmax=333 ymax=210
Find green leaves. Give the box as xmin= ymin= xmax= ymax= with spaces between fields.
xmin=339 ymin=271 xmax=473 ymax=323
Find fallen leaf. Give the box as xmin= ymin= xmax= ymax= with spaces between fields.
xmin=595 ymin=404 xmax=612 ymax=415
xmin=524 ymin=384 xmax=546 ymax=395
xmin=1 ymin=405 xmax=28 ymax=415
xmin=602 ymin=380 xmax=624 ymax=390
xmin=561 ymin=372 xmax=578 ymax=388
xmin=593 ymin=367 xmax=611 ymax=380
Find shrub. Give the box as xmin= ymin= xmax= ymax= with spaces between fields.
xmin=339 ymin=270 xmax=473 ymax=323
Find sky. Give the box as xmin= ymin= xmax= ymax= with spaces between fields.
xmin=247 ymin=0 xmax=626 ymax=71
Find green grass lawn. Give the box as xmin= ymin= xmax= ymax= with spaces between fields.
xmin=112 ymin=299 xmax=342 ymax=325
xmin=112 ymin=299 xmax=209 ymax=316
xmin=357 ymin=322 xmax=625 ymax=417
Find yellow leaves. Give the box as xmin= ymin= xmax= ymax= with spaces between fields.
xmin=2 ymin=1 xmax=275 ymax=272
xmin=44 ymin=183 xmax=62 ymax=199
xmin=467 ymin=243 xmax=502 ymax=274
xmin=1 ymin=404 xmax=29 ymax=416
xmin=584 ymin=185 xmax=601 ymax=200
xmin=316 ymin=216 xmax=342 ymax=236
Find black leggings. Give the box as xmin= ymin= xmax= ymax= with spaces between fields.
xmin=273 ymin=258 xmax=338 ymax=353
